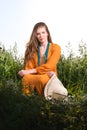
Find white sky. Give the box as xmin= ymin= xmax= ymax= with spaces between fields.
xmin=0 ymin=0 xmax=87 ymax=57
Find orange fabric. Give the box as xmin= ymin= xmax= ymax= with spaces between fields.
xmin=22 ymin=43 xmax=61 ymax=95
xmin=36 ymin=43 xmax=61 ymax=74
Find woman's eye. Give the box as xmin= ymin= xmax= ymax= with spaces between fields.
xmin=36 ymin=33 xmax=40 ymax=36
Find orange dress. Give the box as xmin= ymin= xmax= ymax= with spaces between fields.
xmin=22 ymin=43 xmax=61 ymax=95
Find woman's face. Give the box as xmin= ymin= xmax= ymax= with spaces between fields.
xmin=36 ymin=26 xmax=48 ymax=44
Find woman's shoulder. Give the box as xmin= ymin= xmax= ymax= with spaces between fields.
xmin=50 ymin=43 xmax=61 ymax=49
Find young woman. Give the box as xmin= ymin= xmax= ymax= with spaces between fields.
xmin=18 ymin=22 xmax=61 ymax=96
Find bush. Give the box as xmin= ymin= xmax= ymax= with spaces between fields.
xmin=0 ymin=85 xmax=87 ymax=130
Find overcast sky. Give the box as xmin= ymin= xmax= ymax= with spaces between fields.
xmin=0 ymin=0 xmax=87 ymax=57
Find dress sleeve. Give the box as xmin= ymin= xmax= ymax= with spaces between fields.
xmin=36 ymin=44 xmax=61 ymax=74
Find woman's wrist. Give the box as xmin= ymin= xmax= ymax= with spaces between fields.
xmin=32 ymin=69 xmax=37 ymax=73
xmin=28 ymin=69 xmax=37 ymax=74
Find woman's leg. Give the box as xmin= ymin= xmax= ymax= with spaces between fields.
xmin=22 ymin=74 xmax=50 ymax=95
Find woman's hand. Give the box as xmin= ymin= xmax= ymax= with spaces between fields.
xmin=18 ymin=69 xmax=37 ymax=77
xmin=47 ymin=71 xmax=55 ymax=78
xmin=18 ymin=70 xmax=29 ymax=77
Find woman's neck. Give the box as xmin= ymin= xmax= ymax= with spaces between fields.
xmin=39 ymin=41 xmax=48 ymax=57
xmin=40 ymin=41 xmax=48 ymax=47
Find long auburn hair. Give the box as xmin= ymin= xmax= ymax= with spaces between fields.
xmin=24 ymin=22 xmax=52 ymax=66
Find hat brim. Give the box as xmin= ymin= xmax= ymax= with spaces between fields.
xmin=44 ymin=74 xmax=68 ymax=100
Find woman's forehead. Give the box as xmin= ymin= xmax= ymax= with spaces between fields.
xmin=36 ymin=26 xmax=46 ymax=31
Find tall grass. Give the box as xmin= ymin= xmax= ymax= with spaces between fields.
xmin=0 ymin=43 xmax=23 ymax=89
xmin=57 ymin=41 xmax=87 ymax=96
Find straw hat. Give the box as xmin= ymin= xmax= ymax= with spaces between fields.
xmin=44 ymin=74 xmax=68 ymax=101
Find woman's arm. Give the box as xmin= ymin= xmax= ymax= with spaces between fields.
xmin=18 ymin=44 xmax=61 ymax=77
xmin=18 ymin=69 xmax=37 ymax=77
xmin=18 ymin=69 xmax=55 ymax=78
xmin=18 ymin=57 xmax=37 ymax=77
